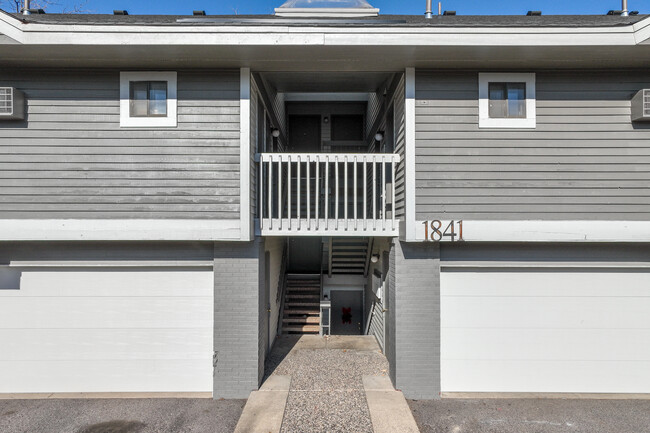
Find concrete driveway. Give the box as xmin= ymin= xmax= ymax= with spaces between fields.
xmin=0 ymin=398 xmax=245 ymax=433
xmin=408 ymin=398 xmax=650 ymax=433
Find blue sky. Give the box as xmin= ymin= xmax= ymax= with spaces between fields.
xmin=22 ymin=0 xmax=650 ymax=15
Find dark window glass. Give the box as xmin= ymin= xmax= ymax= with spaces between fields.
xmin=331 ymin=114 xmax=364 ymax=141
xmin=130 ymin=81 xmax=167 ymax=117
xmin=488 ymin=82 xmax=526 ymax=119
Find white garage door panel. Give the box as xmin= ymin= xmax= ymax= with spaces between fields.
xmin=0 ymin=359 xmax=213 ymax=393
xmin=0 ymin=329 xmax=212 ymax=361
xmin=1 ymin=270 xmax=213 ymax=297
xmin=442 ymin=296 xmax=650 ymax=329
xmin=443 ymin=328 xmax=650 ymax=361
xmin=0 ymin=297 xmax=212 ymax=329
xmin=441 ymin=270 xmax=650 ymax=393
xmin=0 ymin=269 xmax=214 ymax=394
xmin=443 ymin=360 xmax=650 ymax=394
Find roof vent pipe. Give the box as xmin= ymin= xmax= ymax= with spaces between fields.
xmin=425 ymin=0 xmax=433 ymax=19
xmin=622 ymin=0 xmax=629 ymax=16
xmin=22 ymin=0 xmax=30 ymax=15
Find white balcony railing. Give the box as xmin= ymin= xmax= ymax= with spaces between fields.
xmin=257 ymin=153 xmax=400 ymax=236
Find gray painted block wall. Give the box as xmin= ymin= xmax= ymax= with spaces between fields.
xmin=386 ymin=239 xmax=441 ymax=400
xmin=213 ymin=240 xmax=265 ymax=399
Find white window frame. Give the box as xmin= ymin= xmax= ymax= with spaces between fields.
xmin=120 ymin=71 xmax=177 ymax=128
xmin=478 ymin=72 xmax=536 ymax=129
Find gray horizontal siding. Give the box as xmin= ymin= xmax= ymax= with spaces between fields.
xmin=0 ymin=69 xmax=240 ymax=220
xmin=415 ymin=70 xmax=650 ymax=220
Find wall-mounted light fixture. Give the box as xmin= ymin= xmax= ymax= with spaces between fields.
xmin=271 ymin=128 xmax=280 ymax=138
xmin=323 ymin=116 xmax=329 ymax=124
xmin=370 ymin=254 xmax=380 ymax=263
xmin=374 ymin=131 xmax=384 ymax=142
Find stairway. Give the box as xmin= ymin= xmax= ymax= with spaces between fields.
xmin=330 ymin=237 xmax=370 ymax=275
xmin=281 ymin=274 xmax=321 ymax=334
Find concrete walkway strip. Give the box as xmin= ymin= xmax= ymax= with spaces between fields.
xmin=363 ymin=375 xmax=420 ymax=433
xmin=234 ymin=375 xmax=291 ymax=433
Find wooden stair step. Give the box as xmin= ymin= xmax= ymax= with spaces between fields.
xmin=286 ymin=294 xmax=320 ymax=299
xmin=283 ymin=325 xmax=320 ymax=333
xmin=283 ymin=317 xmax=319 ymax=324
xmin=285 ymin=302 xmax=320 ymax=307
xmin=284 ymin=309 xmax=320 ymax=315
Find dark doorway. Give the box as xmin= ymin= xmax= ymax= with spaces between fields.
xmin=331 ymin=290 xmax=363 ymax=335
xmin=289 ymin=115 xmax=321 ymax=152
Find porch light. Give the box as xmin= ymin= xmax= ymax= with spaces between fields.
xmin=374 ymin=131 xmax=384 ymax=142
xmin=371 ymin=254 xmax=380 ymax=263
xmin=271 ymin=128 xmax=280 ymax=138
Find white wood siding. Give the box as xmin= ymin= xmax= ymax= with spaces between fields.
xmin=0 ymin=268 xmax=214 ymax=393
xmin=441 ymin=268 xmax=650 ymax=393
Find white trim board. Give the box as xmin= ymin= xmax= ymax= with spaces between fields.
xmin=404 ymin=68 xmax=417 ymax=242
xmin=414 ymin=220 xmax=650 ymax=243
xmin=240 ymin=67 xmax=252 ymax=241
xmin=0 ymin=219 xmax=240 ymax=241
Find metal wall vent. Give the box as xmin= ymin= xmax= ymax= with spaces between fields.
xmin=0 ymin=87 xmax=25 ymax=120
xmin=631 ymin=89 xmax=650 ymax=122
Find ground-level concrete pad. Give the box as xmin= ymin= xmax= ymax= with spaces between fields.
xmin=234 ymin=375 xmax=291 ymax=433
xmin=327 ymin=335 xmax=380 ymax=351
xmin=363 ymin=376 xmax=420 ymax=433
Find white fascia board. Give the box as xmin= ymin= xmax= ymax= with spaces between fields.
xmin=1 ymin=20 xmax=644 ymax=47
xmin=633 ymin=16 xmax=650 ymax=44
xmin=414 ymin=220 xmax=650 ymax=243
xmin=0 ymin=11 xmax=25 ymax=43
xmin=0 ymin=219 xmax=241 ymax=241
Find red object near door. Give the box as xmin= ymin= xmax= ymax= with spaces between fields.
xmin=342 ymin=307 xmax=352 ymax=324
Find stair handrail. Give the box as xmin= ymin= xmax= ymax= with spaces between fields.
xmin=275 ymin=240 xmax=289 ymax=336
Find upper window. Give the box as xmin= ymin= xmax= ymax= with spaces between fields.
xmin=479 ymin=73 xmax=535 ymax=129
xmin=120 ymin=72 xmax=177 ymax=127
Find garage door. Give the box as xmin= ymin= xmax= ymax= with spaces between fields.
xmin=0 ymin=267 xmax=213 ymax=394
xmin=441 ymin=268 xmax=650 ymax=394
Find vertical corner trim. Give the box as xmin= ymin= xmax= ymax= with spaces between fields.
xmin=404 ymin=67 xmax=417 ymax=242
xmin=240 ymin=68 xmax=252 ymax=241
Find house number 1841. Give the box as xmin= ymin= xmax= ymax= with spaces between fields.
xmin=422 ymin=220 xmax=463 ymax=242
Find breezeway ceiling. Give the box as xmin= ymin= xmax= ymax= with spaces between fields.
xmin=259 ymin=71 xmax=393 ymax=92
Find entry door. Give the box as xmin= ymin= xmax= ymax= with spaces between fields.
xmin=331 ymin=290 xmax=363 ymax=335
xmin=289 ymin=115 xmax=321 ymax=152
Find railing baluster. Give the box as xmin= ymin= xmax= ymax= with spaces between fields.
xmin=307 ymin=155 xmax=311 ymax=229
xmin=297 ymin=155 xmax=301 ymax=226
xmin=325 ymin=155 xmax=329 ymax=230
xmin=335 ymin=156 xmax=339 ymax=231
xmin=372 ymin=155 xmax=376 ymax=230
xmin=287 ymin=155 xmax=292 ymax=230
xmin=363 ymin=156 xmax=367 ymax=231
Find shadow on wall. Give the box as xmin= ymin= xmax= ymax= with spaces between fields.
xmin=0 ymin=267 xmax=21 ymax=290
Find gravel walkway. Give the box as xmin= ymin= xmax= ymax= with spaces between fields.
xmin=266 ymin=335 xmax=389 ymax=433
